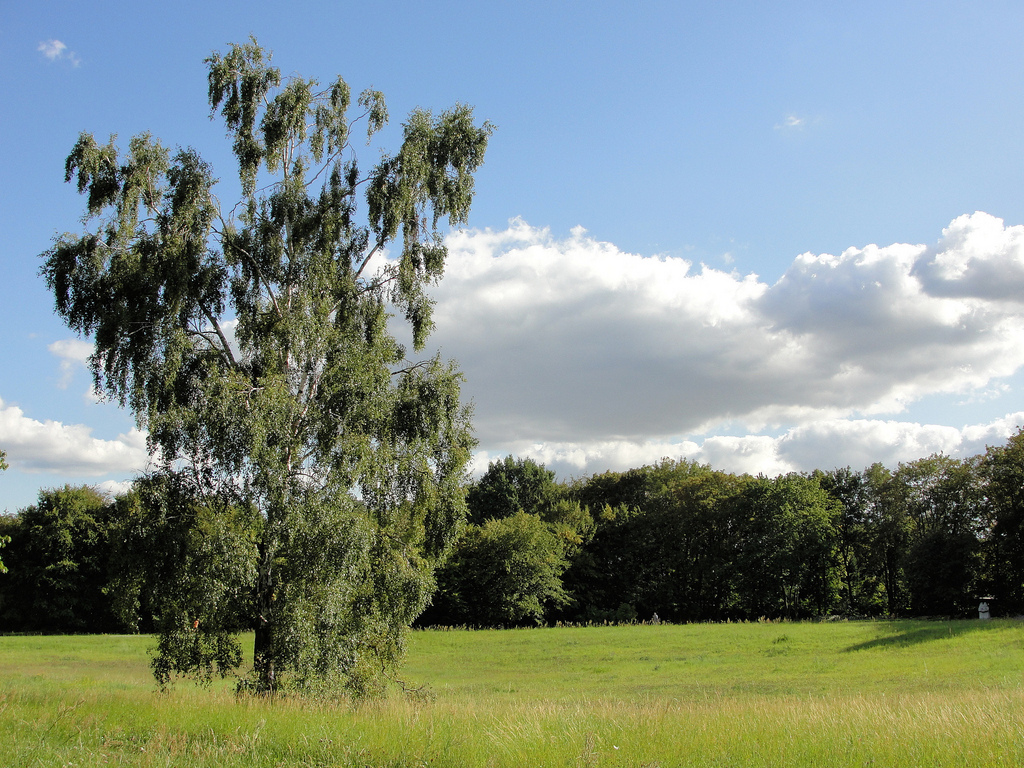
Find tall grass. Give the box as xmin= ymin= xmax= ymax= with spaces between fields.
xmin=2 ymin=619 xmax=1022 ymax=766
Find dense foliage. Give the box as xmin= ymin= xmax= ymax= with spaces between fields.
xmin=0 ymin=485 xmax=119 ymax=631
xmin=3 ymin=430 xmax=1024 ymax=635
xmin=420 ymin=431 xmax=1024 ymax=625
xmin=35 ymin=39 xmax=491 ymax=693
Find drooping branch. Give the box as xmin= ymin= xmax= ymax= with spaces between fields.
xmin=218 ymin=230 xmax=284 ymax=321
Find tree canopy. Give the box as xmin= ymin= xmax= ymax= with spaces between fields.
xmin=0 ymin=485 xmax=118 ymax=631
xmin=40 ymin=38 xmax=491 ymax=694
xmin=466 ymin=455 xmax=560 ymax=524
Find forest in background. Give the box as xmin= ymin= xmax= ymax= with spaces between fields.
xmin=2 ymin=426 xmax=1024 ymax=633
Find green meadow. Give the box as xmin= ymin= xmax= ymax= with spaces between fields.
xmin=2 ymin=620 xmax=1023 ymax=766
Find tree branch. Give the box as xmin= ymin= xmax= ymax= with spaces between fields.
xmin=302 ymin=147 xmax=349 ymax=190
xmin=221 ymin=234 xmax=284 ymax=320
xmin=200 ymin=307 xmax=239 ymax=368
xmin=354 ymin=242 xmax=384 ymax=279
xmin=391 ymin=360 xmax=431 ymax=377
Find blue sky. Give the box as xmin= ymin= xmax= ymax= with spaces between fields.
xmin=4 ymin=0 xmax=1024 ymax=511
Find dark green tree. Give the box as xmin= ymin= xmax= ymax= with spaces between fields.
xmin=465 ymin=455 xmax=560 ymax=524
xmin=734 ymin=474 xmax=841 ymax=619
xmin=861 ymin=462 xmax=912 ymax=615
xmin=427 ymin=511 xmax=570 ymax=626
xmin=0 ymin=485 xmax=119 ymax=632
xmin=894 ymin=454 xmax=984 ymax=615
xmin=40 ymin=39 xmax=491 ymax=694
xmin=0 ymin=449 xmax=8 ymax=573
xmin=636 ymin=470 xmax=749 ymax=622
xmin=816 ymin=467 xmax=888 ymax=614
xmin=560 ymin=459 xmax=711 ymax=622
xmin=980 ymin=428 xmax=1024 ymax=613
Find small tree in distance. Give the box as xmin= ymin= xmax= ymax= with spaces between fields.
xmin=40 ymin=38 xmax=492 ymax=695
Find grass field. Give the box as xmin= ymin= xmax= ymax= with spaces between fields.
xmin=2 ymin=619 xmax=1023 ymax=766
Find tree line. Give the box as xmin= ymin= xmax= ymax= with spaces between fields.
xmin=3 ymin=428 xmax=1023 ymax=634
xmin=424 ymin=431 xmax=1024 ymax=625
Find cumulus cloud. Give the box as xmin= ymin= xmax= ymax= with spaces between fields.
xmin=776 ymin=419 xmax=964 ymax=471
xmin=0 ymin=398 xmax=148 ymax=475
xmin=436 ymin=219 xmax=769 ymax=444
xmin=428 ymin=213 xmax=1024 ymax=474
xmin=959 ymin=412 xmax=1024 ymax=457
xmin=719 ymin=412 xmax=1023 ymax=474
xmin=912 ymin=212 xmax=1024 ymax=301
xmin=436 ymin=213 xmax=1024 ymax=443
xmin=11 ymin=212 xmax=1023 ymax=485
xmin=37 ymin=39 xmax=80 ymax=66
xmin=470 ymin=413 xmax=1024 ymax=480
xmin=471 ymin=437 xmax=702 ymax=480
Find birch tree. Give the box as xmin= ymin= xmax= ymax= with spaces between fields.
xmin=40 ymin=38 xmax=491 ymax=694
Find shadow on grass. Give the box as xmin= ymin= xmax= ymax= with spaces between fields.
xmin=843 ymin=620 xmax=1010 ymax=652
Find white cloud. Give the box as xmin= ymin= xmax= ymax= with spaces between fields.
xmin=436 ymin=219 xmax=770 ymax=445
xmin=0 ymin=397 xmax=148 ymax=476
xmin=48 ymin=338 xmax=92 ymax=364
xmin=468 ymin=413 xmax=1024 ymax=480
xmin=38 ymin=39 xmax=80 ymax=66
xmin=94 ymin=479 xmax=136 ymax=499
xmin=753 ymin=413 xmax=1024 ymax=474
xmin=912 ymin=212 xmax=1024 ymax=301
xmin=776 ymin=114 xmax=806 ymax=130
xmin=48 ymin=338 xmax=93 ymax=390
xmin=959 ymin=412 xmax=1024 ymax=457
xmin=694 ymin=434 xmax=793 ymax=476
xmin=433 ymin=213 xmax=1024 ymax=453
xmin=38 ymin=39 xmax=66 ymax=59
xmin=775 ymin=419 xmax=965 ymax=471
xmin=13 ymin=212 xmax=1024 ymax=485
xmin=473 ymin=437 xmax=703 ymax=479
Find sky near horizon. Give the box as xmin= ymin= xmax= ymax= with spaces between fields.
xmin=3 ymin=1 xmax=1024 ymax=511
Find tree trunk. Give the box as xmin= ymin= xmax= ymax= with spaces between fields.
xmin=253 ymin=540 xmax=276 ymax=692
